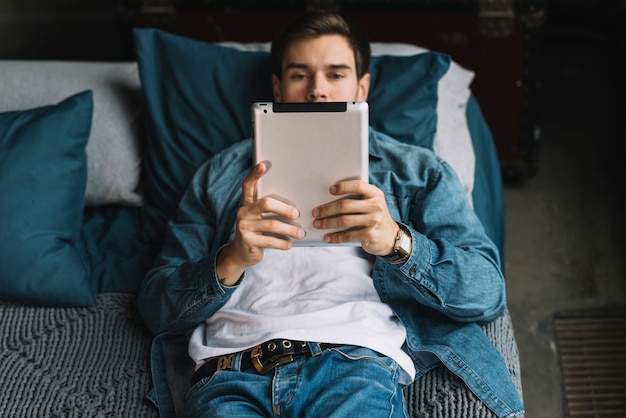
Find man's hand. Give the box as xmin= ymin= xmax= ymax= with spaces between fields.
xmin=216 ymin=162 xmax=305 ymax=285
xmin=312 ymin=180 xmax=399 ymax=256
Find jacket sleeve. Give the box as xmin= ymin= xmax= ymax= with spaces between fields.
xmin=137 ymin=151 xmax=248 ymax=336
xmin=375 ymin=157 xmax=506 ymax=324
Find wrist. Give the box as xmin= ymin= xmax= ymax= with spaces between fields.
xmin=218 ymin=272 xmax=244 ymax=287
xmin=216 ymin=245 xmax=246 ymax=286
xmin=383 ymin=223 xmax=412 ymax=264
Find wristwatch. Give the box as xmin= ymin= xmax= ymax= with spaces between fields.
xmin=383 ymin=223 xmax=412 ymax=264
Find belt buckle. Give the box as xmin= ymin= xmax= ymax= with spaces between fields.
xmin=251 ymin=345 xmax=294 ymax=374
xmin=216 ymin=354 xmax=234 ymax=371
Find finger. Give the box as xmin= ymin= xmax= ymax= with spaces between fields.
xmin=329 ymin=180 xmax=374 ymax=198
xmin=313 ymin=193 xmax=381 ymax=221
xmin=313 ymin=181 xmax=381 ymax=218
xmin=313 ymin=212 xmax=369 ymax=231
xmin=241 ymin=162 xmax=267 ymax=206
xmin=251 ymin=216 xmax=306 ymax=240
xmin=239 ymin=228 xmax=295 ymax=251
xmin=245 ymin=195 xmax=300 ymax=221
xmin=320 ymin=218 xmax=391 ymax=252
xmin=321 ymin=227 xmax=365 ymax=245
xmin=238 ymin=217 xmax=305 ymax=246
xmin=237 ymin=198 xmax=304 ymax=238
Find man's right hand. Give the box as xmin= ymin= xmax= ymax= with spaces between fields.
xmin=215 ymin=162 xmax=305 ymax=285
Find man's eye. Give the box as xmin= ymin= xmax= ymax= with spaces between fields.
xmin=290 ymin=73 xmax=308 ymax=80
xmin=329 ymin=73 xmax=345 ymax=80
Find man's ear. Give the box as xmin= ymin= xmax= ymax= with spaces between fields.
xmin=272 ymin=74 xmax=282 ymax=102
xmin=357 ymin=73 xmax=371 ymax=101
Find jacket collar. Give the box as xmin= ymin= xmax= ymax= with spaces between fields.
xmin=368 ymin=127 xmax=384 ymax=160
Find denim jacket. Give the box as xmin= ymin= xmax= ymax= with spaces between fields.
xmin=138 ymin=128 xmax=524 ymax=417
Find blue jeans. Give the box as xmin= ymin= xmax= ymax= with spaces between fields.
xmin=185 ymin=344 xmax=408 ymax=418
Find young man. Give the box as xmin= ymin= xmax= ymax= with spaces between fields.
xmin=139 ymin=11 xmax=523 ymax=418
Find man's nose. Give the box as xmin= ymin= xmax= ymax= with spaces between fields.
xmin=307 ymin=76 xmax=327 ymax=101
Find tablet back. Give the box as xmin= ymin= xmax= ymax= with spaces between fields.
xmin=252 ymin=101 xmax=369 ymax=246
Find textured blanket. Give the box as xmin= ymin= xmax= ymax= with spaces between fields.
xmin=0 ymin=294 xmax=156 ymax=417
xmin=404 ymin=313 xmax=524 ymax=417
xmin=0 ymin=293 xmax=522 ymax=417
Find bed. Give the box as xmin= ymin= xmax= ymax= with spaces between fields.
xmin=0 ymin=24 xmax=523 ymax=417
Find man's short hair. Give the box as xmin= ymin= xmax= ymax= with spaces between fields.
xmin=270 ymin=11 xmax=371 ymax=81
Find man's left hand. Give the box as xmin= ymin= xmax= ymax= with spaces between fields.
xmin=312 ymin=180 xmax=399 ymax=256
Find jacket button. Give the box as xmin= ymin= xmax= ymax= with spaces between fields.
xmin=409 ymin=266 xmax=417 ymax=275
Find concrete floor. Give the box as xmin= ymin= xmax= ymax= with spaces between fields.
xmin=503 ymin=18 xmax=626 ymax=418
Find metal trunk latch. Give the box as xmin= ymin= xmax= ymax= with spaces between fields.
xmin=139 ymin=0 xmax=175 ymax=30
xmin=478 ymin=0 xmax=515 ymax=38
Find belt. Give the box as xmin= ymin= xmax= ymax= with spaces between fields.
xmin=191 ymin=339 xmax=340 ymax=386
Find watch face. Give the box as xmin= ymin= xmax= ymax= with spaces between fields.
xmin=396 ymin=229 xmax=412 ymax=257
xmin=384 ymin=225 xmax=412 ymax=263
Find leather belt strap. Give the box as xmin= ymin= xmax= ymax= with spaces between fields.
xmin=191 ymin=339 xmax=340 ymax=386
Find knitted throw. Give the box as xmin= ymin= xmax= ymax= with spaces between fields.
xmin=0 ymin=294 xmax=156 ymax=418
xmin=403 ymin=312 xmax=524 ymax=417
xmin=0 ymin=294 xmax=522 ymax=417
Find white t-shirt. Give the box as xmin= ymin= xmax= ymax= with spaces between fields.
xmin=188 ymin=246 xmax=415 ymax=385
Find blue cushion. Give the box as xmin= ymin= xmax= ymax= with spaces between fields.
xmin=368 ymin=53 xmax=450 ymax=147
xmin=0 ymin=90 xmax=94 ymax=306
xmin=83 ymin=205 xmax=156 ymax=294
xmin=133 ymin=28 xmax=450 ymax=243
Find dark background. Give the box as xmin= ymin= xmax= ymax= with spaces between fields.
xmin=2 ymin=0 xmax=624 ymax=181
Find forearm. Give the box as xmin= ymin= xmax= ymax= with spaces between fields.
xmin=137 ymin=143 xmax=251 ymax=335
xmin=378 ymin=224 xmax=506 ymax=323
xmin=415 ymin=230 xmax=505 ymax=321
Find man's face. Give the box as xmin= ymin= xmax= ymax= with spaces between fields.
xmin=272 ymin=34 xmax=370 ymax=103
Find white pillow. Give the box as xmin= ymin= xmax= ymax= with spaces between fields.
xmin=0 ymin=61 xmax=144 ymax=207
xmin=370 ymin=43 xmax=476 ymax=205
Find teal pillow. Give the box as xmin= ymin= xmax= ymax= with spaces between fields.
xmin=133 ymin=29 xmax=449 ymax=243
xmin=0 ymin=90 xmax=95 ymax=307
xmin=368 ymin=53 xmax=450 ymax=147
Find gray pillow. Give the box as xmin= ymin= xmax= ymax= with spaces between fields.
xmin=0 ymin=61 xmax=144 ymax=207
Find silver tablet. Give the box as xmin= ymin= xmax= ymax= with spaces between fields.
xmin=252 ymin=101 xmax=369 ymax=246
